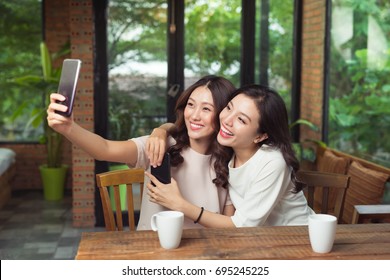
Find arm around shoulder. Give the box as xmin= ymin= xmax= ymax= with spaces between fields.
xmin=146 ymin=123 xmax=176 ymax=166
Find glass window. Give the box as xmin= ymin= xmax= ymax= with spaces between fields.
xmin=184 ymin=0 xmax=241 ymax=88
xmin=107 ymin=0 xmax=296 ymax=141
xmin=107 ymin=0 xmax=168 ymax=140
xmin=329 ymin=0 xmax=390 ymax=167
xmin=0 ymin=0 xmax=43 ymax=142
xmin=255 ymin=0 xmax=294 ymax=113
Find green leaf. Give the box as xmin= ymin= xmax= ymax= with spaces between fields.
xmin=382 ymin=85 xmax=390 ymax=93
xmin=336 ymin=114 xmax=356 ymax=127
xmin=40 ymin=42 xmax=52 ymax=81
xmin=289 ymin=119 xmax=319 ymax=131
xmin=365 ymin=95 xmax=390 ymax=113
xmin=11 ymin=75 xmax=44 ymax=86
xmin=27 ymin=108 xmax=45 ymax=128
xmin=9 ymin=101 xmax=29 ymax=122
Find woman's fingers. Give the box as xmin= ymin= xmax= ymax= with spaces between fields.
xmin=145 ymin=171 xmax=161 ymax=188
xmin=146 ymin=138 xmax=161 ymax=167
xmin=47 ymin=93 xmax=68 ymax=115
xmin=146 ymin=128 xmax=168 ymax=167
xmin=146 ymin=181 xmax=161 ymax=203
xmin=49 ymin=93 xmax=66 ymax=103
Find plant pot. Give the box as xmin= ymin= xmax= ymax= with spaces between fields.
xmin=39 ymin=164 xmax=68 ymax=201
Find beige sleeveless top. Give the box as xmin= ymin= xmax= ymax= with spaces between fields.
xmin=130 ymin=135 xmax=231 ymax=230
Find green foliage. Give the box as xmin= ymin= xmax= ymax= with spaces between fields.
xmin=329 ymin=48 xmax=390 ymax=164
xmin=107 ymin=0 xmax=167 ymax=70
xmin=11 ymin=42 xmax=69 ymax=168
xmin=329 ymin=0 xmax=390 ymax=166
xmin=108 ymin=76 xmax=167 ymax=140
xmin=289 ymin=119 xmax=325 ymax=162
xmin=0 ymin=0 xmax=43 ymax=141
xmin=184 ymin=1 xmax=241 ymax=83
xmin=268 ymin=0 xmax=294 ymax=91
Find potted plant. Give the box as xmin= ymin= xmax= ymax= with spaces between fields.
xmin=12 ymin=42 xmax=70 ymax=201
xmin=289 ymin=118 xmax=326 ymax=165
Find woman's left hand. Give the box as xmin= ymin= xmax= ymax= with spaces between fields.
xmin=146 ymin=128 xmax=168 ymax=168
xmin=145 ymin=171 xmax=183 ymax=211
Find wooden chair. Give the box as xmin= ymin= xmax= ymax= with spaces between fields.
xmin=296 ymin=170 xmax=350 ymax=222
xmin=351 ymin=204 xmax=390 ymax=224
xmin=96 ymin=168 xmax=144 ymax=231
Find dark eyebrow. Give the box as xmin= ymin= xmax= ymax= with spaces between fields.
xmin=188 ymin=97 xmax=215 ymax=108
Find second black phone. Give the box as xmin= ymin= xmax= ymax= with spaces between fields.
xmin=151 ymin=153 xmax=171 ymax=185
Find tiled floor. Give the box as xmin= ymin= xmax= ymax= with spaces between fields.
xmin=0 ymin=190 xmax=104 ymax=260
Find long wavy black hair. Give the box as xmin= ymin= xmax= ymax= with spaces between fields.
xmin=230 ymin=84 xmax=304 ymax=193
xmin=168 ymin=75 xmax=235 ymax=189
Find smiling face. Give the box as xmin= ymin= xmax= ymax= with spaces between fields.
xmin=217 ymin=94 xmax=268 ymax=155
xmin=184 ymin=86 xmax=216 ymax=153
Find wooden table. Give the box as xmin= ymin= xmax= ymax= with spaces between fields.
xmin=75 ymin=223 xmax=390 ymax=260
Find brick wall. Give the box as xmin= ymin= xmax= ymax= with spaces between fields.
xmin=45 ymin=0 xmax=96 ymax=227
xmin=2 ymin=143 xmax=71 ymax=190
xmin=301 ymin=0 xmax=326 ymax=142
xmin=68 ymin=0 xmax=95 ymax=227
xmin=45 ymin=0 xmax=70 ymax=68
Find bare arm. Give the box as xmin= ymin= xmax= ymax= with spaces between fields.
xmin=146 ymin=123 xmax=176 ymax=167
xmin=47 ymin=93 xmax=138 ymax=165
xmin=223 ymin=204 xmax=235 ymax=216
xmin=145 ymin=172 xmax=236 ymax=228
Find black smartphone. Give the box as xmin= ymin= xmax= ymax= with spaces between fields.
xmin=55 ymin=59 xmax=82 ymax=117
xmin=151 ymin=153 xmax=171 ymax=185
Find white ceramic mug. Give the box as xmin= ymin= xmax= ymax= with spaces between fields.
xmin=151 ymin=211 xmax=184 ymax=249
xmin=308 ymin=214 xmax=337 ymax=253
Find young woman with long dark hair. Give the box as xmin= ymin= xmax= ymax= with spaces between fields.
xmin=147 ymin=84 xmax=314 ymax=227
xmin=47 ymin=75 xmax=236 ymax=229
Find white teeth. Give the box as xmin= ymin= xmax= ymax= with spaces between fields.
xmin=191 ymin=123 xmax=203 ymax=129
xmin=221 ymin=127 xmax=233 ymax=136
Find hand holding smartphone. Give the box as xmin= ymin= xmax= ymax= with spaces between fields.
xmin=151 ymin=153 xmax=171 ymax=185
xmin=55 ymin=59 xmax=82 ymax=117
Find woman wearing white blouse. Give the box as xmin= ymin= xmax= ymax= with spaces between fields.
xmin=146 ymin=84 xmax=314 ymax=227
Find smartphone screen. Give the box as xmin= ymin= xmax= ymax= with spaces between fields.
xmin=55 ymin=59 xmax=82 ymax=117
xmin=151 ymin=153 xmax=171 ymax=185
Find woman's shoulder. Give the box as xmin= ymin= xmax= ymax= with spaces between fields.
xmin=258 ymin=145 xmax=286 ymax=168
xmin=259 ymin=145 xmax=283 ymax=158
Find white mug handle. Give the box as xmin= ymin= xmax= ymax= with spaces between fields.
xmin=151 ymin=214 xmax=158 ymax=231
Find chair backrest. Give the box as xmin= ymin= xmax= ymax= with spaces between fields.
xmin=296 ymin=170 xmax=350 ymax=222
xmin=96 ymin=168 xmax=144 ymax=231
